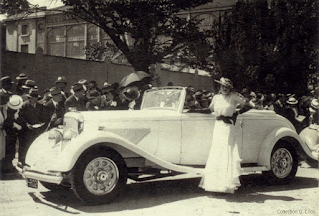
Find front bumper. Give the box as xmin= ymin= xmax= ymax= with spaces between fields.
xmin=15 ymin=165 xmax=63 ymax=184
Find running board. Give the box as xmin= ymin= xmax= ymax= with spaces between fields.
xmin=242 ymin=166 xmax=269 ymax=172
xmin=133 ymin=172 xmax=203 ymax=183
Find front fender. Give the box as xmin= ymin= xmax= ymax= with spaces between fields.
xmin=258 ymin=127 xmax=314 ymax=169
xmin=46 ymin=131 xmax=143 ymax=172
xmin=44 ymin=131 xmax=203 ymax=175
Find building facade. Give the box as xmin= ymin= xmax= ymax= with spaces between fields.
xmin=4 ymin=1 xmax=237 ymax=60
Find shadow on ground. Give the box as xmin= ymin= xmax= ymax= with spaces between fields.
xmin=29 ymin=172 xmax=319 ymax=214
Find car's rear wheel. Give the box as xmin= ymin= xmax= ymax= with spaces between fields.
xmin=262 ymin=142 xmax=298 ymax=184
xmin=71 ymin=149 xmax=127 ymax=204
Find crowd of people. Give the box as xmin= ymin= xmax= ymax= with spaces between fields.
xmin=0 ymin=72 xmax=318 ymax=175
xmin=185 ymin=85 xmax=319 ymax=134
xmin=0 ymin=73 xmax=151 ymax=174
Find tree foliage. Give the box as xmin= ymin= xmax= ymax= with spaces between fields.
xmin=0 ymin=0 xmax=31 ymax=15
xmin=60 ymin=0 xmax=213 ymax=73
xmin=201 ymin=0 xmax=318 ymax=94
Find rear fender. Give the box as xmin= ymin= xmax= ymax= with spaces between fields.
xmin=258 ymin=127 xmax=314 ymax=169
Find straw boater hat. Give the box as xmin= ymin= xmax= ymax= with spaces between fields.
xmin=55 ymin=76 xmax=67 ymax=84
xmin=311 ymin=98 xmax=319 ymax=110
xmin=22 ymin=80 xmax=36 ymax=89
xmin=214 ymin=77 xmax=233 ymax=89
xmin=7 ymin=95 xmax=23 ymax=110
xmin=78 ymin=79 xmax=89 ymax=86
xmin=286 ymin=97 xmax=298 ymax=105
xmin=72 ymin=83 xmax=86 ymax=92
xmin=1 ymin=76 xmax=14 ymax=85
xmin=16 ymin=73 xmax=28 ymax=80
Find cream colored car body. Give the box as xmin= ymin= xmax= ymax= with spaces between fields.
xmin=21 ymin=87 xmax=315 ymax=185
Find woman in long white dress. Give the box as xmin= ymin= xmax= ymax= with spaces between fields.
xmin=199 ymin=77 xmax=248 ymax=194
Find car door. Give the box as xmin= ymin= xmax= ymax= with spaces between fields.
xmin=154 ymin=113 xmax=182 ymax=164
xmin=180 ymin=111 xmax=215 ymax=165
xmin=181 ymin=111 xmax=245 ymax=166
xmin=240 ymin=111 xmax=276 ymax=163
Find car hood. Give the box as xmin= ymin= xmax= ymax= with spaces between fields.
xmin=76 ymin=109 xmax=181 ymax=122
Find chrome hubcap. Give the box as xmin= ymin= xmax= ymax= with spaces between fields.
xmin=83 ymin=157 xmax=119 ymax=195
xmin=271 ymin=148 xmax=293 ymax=178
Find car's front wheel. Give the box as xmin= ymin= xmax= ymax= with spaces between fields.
xmin=71 ymin=149 xmax=127 ymax=204
xmin=262 ymin=142 xmax=298 ymax=184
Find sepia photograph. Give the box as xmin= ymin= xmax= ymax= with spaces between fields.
xmin=0 ymin=0 xmax=318 ymax=215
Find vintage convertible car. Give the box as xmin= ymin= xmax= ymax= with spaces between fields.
xmin=299 ymin=124 xmax=319 ymax=167
xmin=15 ymin=86 xmax=317 ymax=204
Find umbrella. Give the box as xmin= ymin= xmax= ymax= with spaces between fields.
xmin=119 ymin=71 xmax=151 ymax=87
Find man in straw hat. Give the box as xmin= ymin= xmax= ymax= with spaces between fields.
xmin=0 ymin=76 xmax=14 ymax=97
xmin=55 ymin=76 xmax=69 ymax=100
xmin=44 ymin=87 xmax=66 ymax=130
xmin=85 ymin=90 xmax=102 ymax=111
xmin=15 ymin=73 xmax=28 ymax=95
xmin=2 ymin=95 xmax=23 ymax=173
xmin=309 ymin=98 xmax=319 ymax=125
xmin=21 ymin=79 xmax=36 ymax=102
xmin=18 ymin=89 xmax=46 ymax=165
xmin=65 ymin=83 xmax=87 ymax=112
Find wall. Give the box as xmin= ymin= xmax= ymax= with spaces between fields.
xmin=1 ymin=51 xmax=212 ymax=93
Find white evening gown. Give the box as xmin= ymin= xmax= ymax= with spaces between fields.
xmin=199 ymin=92 xmax=245 ymax=193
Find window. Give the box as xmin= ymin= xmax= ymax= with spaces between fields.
xmin=21 ymin=24 xmax=29 ymax=35
xmin=88 ymin=24 xmax=98 ymax=46
xmin=47 ymin=27 xmax=65 ymax=57
xmin=21 ymin=45 xmax=29 ymax=53
xmin=191 ymin=13 xmax=217 ymax=31
xmin=66 ymin=25 xmax=85 ymax=59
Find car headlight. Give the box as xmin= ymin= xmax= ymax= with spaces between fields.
xmin=61 ymin=112 xmax=84 ymax=151
xmin=48 ymin=129 xmax=63 ymax=147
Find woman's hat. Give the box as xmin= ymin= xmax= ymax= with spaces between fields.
xmin=16 ymin=73 xmax=28 ymax=80
xmin=7 ymin=95 xmax=23 ymax=110
xmin=311 ymin=98 xmax=319 ymax=110
xmin=122 ymin=87 xmax=140 ymax=101
xmin=214 ymin=77 xmax=233 ymax=89
xmin=286 ymin=97 xmax=298 ymax=105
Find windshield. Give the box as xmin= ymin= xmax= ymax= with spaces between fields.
xmin=142 ymin=89 xmax=182 ymax=111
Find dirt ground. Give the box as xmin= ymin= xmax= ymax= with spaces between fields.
xmin=1 ymin=164 xmax=318 ymax=216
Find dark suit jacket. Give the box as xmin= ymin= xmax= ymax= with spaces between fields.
xmin=0 ymin=88 xmax=13 ymax=97
xmin=19 ymin=101 xmax=47 ymax=126
xmin=65 ymin=95 xmax=86 ymax=112
xmin=44 ymin=99 xmax=66 ymax=128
